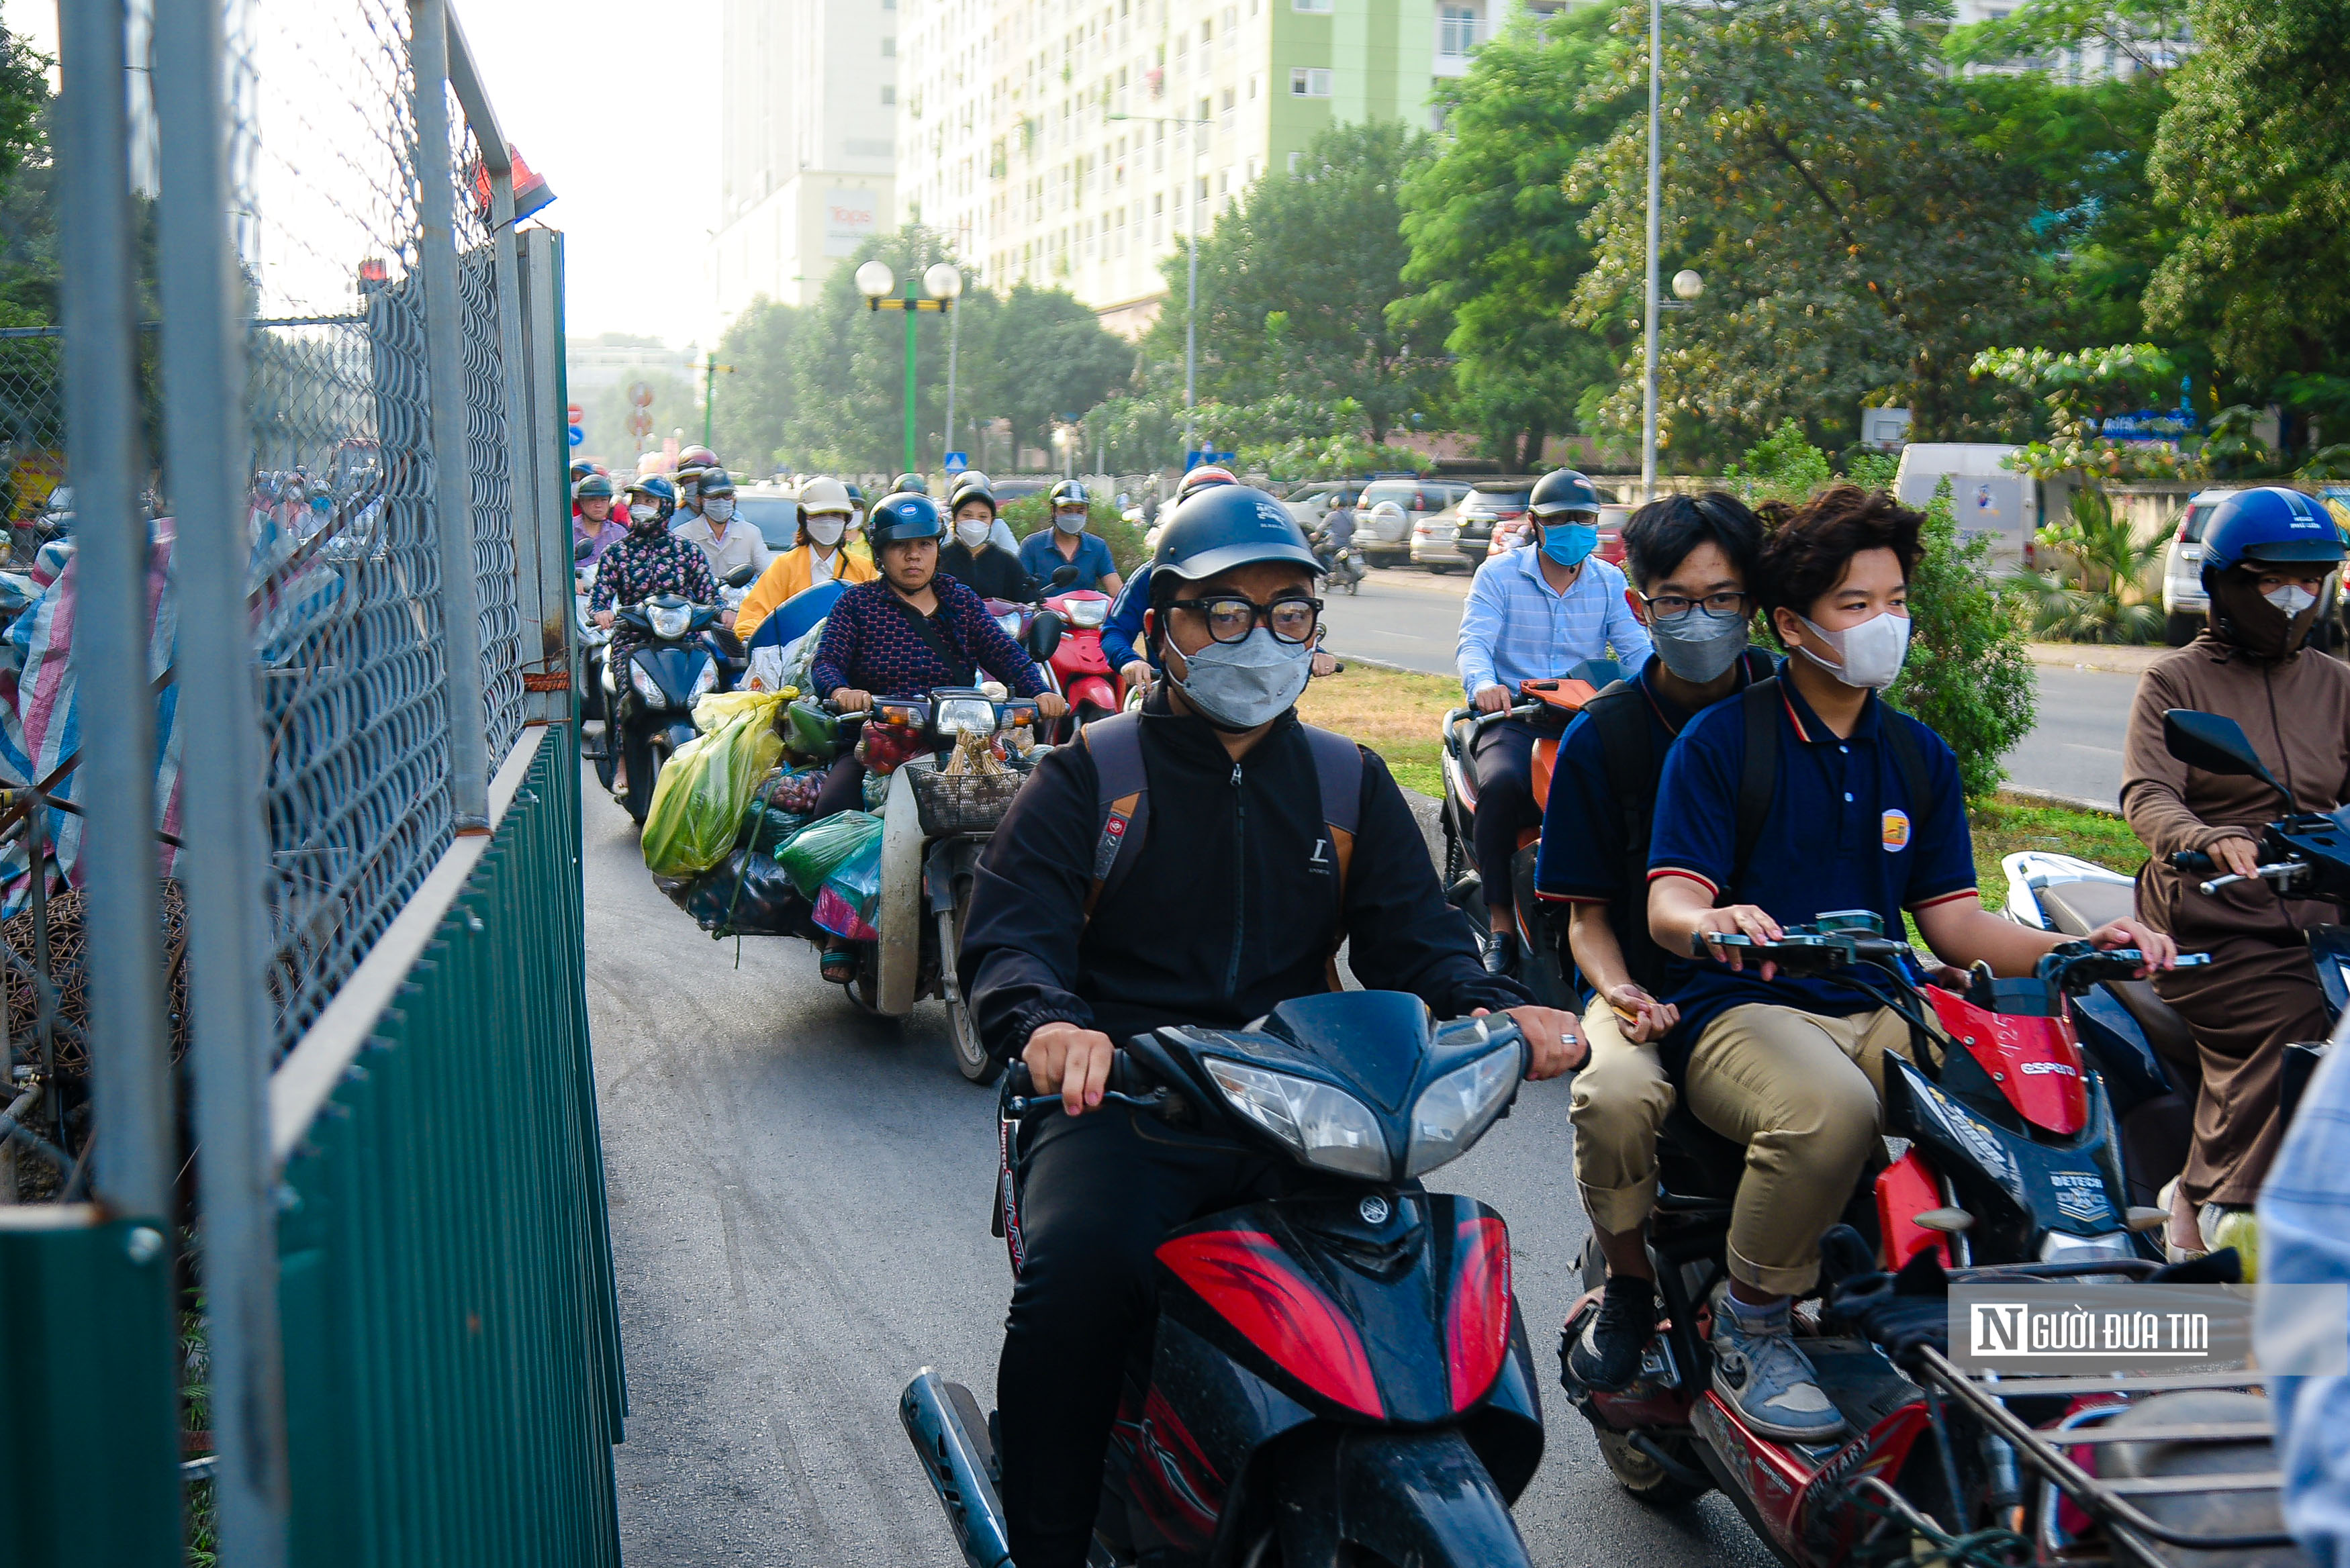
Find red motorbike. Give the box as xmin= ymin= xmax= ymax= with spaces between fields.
xmin=1560 ymin=916 xmax=2255 ymax=1568
xmin=1040 ymin=585 xmax=1121 ymax=736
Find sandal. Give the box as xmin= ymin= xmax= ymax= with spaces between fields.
xmin=820 ymin=944 xmax=859 ymax=985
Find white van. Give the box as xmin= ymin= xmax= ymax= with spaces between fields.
xmin=1893 ymin=444 xmax=2038 ymax=565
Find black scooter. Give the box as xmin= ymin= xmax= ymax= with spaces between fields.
xmin=595 ymin=564 xmax=757 ymax=824
xmin=902 ymin=991 xmax=1546 ymax=1567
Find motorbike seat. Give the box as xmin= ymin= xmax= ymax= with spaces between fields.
xmin=1654 ymin=1106 xmax=1748 ymax=1213
xmin=2095 ymin=1389 xmax=2288 ymax=1561
xmin=2040 ymin=877 xmax=2202 ymax=1090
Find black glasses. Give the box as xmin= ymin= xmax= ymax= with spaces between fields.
xmin=1638 ymin=589 xmax=1753 ymax=622
xmin=1166 ymin=594 xmax=1324 ymax=645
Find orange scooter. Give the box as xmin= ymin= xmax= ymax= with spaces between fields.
xmin=1437 ymin=660 xmax=1619 ymax=1008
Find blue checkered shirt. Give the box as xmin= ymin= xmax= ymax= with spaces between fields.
xmin=1455 ymin=546 xmax=1652 ymax=701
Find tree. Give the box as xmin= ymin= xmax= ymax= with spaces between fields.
xmin=2145 ymin=0 xmax=2350 ymax=393
xmin=1570 ymin=0 xmax=2045 ymax=460
xmin=1897 ymin=479 xmax=2038 ymax=797
xmin=1397 ymin=5 xmax=1638 ymax=470
xmin=1142 ymin=121 xmax=1449 ymax=445
xmin=711 ymin=298 xmax=803 ymax=477
xmin=957 ymin=282 xmax=1134 ymax=464
xmin=0 ymin=24 xmax=55 ymax=329
xmin=784 ymin=227 xmax=967 ymax=475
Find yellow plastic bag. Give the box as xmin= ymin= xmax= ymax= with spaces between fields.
xmin=642 ymin=703 xmax=787 ymax=878
xmin=692 ymin=686 xmax=793 ymax=735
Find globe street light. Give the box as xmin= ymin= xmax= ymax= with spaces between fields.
xmin=857 ymin=259 xmax=957 ymax=475
xmin=1673 ymin=269 xmax=1703 ymax=301
xmin=925 ymin=264 xmax=966 ymax=479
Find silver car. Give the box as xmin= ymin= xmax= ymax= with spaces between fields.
xmin=1359 ymin=479 xmax=1469 ymax=569
xmin=2161 ymin=486 xmax=2341 ymax=649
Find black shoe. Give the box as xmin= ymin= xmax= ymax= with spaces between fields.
xmin=1483 ymin=930 xmax=1519 ymax=977
xmin=1568 ymin=1277 xmax=1661 ymax=1391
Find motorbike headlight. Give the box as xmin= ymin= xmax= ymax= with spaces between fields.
xmin=1066 ymin=596 xmax=1108 ymax=628
xmin=628 ymin=661 xmax=666 ymax=705
xmin=649 ymin=603 xmax=692 ymax=641
xmin=996 ymin=611 xmax=1024 ymax=637
xmin=689 ymin=657 xmax=720 ymax=700
xmin=935 ymin=696 xmax=999 ymax=737
xmin=1405 ymin=1043 xmax=1523 ymax=1177
xmin=1205 ymin=1058 xmax=1389 ymax=1179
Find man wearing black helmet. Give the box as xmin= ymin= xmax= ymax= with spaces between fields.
xmin=959 ymin=484 xmax=1587 ymax=1568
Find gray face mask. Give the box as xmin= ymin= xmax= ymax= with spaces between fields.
xmin=1647 ymin=605 xmax=1749 ymax=683
xmin=1169 ymin=627 xmax=1313 ymax=730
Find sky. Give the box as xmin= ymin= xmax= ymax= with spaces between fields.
xmin=4 ymin=0 xmax=724 ymax=348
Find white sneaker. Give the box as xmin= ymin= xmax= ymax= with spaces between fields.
xmin=1709 ymin=1291 xmax=1848 ymax=1443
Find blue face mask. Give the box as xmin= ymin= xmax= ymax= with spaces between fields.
xmin=1540 ymin=520 xmax=1599 ymax=568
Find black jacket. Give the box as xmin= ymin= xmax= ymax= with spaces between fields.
xmin=939 ymin=541 xmax=1038 ymax=604
xmin=961 ymin=697 xmax=1528 ymax=1058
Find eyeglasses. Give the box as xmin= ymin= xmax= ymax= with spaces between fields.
xmin=1638 ymin=589 xmax=1752 ymax=622
xmin=1166 ymin=594 xmax=1324 ymax=644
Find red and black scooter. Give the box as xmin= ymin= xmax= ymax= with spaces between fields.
xmin=1560 ymin=914 xmax=2212 ymax=1563
xmin=902 ymin=991 xmax=1547 ymax=1567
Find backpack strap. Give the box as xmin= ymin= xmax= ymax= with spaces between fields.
xmin=1082 ymin=712 xmax=1150 ymax=918
xmin=1731 ymin=676 xmax=1782 ymax=893
xmin=1299 ymin=723 xmax=1364 ymax=894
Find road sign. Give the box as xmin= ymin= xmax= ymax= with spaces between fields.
xmin=1183 ymin=449 xmax=1235 ymax=472
xmin=628 ymin=381 xmax=653 ymax=408
xmin=567 ymin=402 xmax=583 ymax=424
xmin=943 ymin=451 xmax=968 ymax=475
xmin=626 ymin=410 xmax=654 ymax=438
xmin=567 ymin=425 xmax=584 ymax=448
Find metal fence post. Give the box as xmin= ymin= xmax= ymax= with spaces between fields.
xmin=412 ymin=0 xmax=491 ymax=828
xmin=56 ymin=0 xmax=171 ymax=1224
xmin=518 ymin=230 xmax=577 ymax=720
xmin=152 ymin=0 xmax=292 ymax=1559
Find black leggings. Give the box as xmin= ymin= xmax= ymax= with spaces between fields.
xmin=1470 ymin=719 xmax=1540 ymax=910
xmin=811 ymin=751 xmax=867 ymax=818
xmin=996 ymin=1105 xmax=1286 ymax=1568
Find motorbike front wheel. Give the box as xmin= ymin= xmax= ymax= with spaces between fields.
xmin=941 ymin=883 xmax=992 ymax=1083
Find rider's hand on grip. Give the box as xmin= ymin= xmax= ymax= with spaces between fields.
xmin=2209 ymin=835 xmax=2263 ymax=881
xmin=1470 ymin=683 xmax=1512 ymax=715
xmin=1687 ymin=905 xmax=1784 ymax=981
xmin=1023 ymin=1021 xmax=1120 ymax=1114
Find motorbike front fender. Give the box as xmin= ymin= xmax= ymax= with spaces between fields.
xmin=1274 ymin=1426 xmax=1532 ymax=1568
xmin=1064 ymin=675 xmax=1119 ymax=714
xmin=876 ymin=767 xmax=926 ymax=1015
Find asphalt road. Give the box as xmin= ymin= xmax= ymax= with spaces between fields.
xmin=1321 ymin=562 xmax=2136 ymax=808
xmin=585 ymin=765 xmax=1775 ymax=1567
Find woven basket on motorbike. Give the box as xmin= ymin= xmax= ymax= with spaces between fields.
xmin=1 ymin=879 xmax=192 ymax=1080
xmin=910 ymin=768 xmax=1024 ymax=837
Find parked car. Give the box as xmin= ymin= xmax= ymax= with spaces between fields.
xmin=1450 ymin=482 xmax=1532 ymax=565
xmin=1279 ymin=480 xmax=1362 ymax=533
xmin=1487 ymin=499 xmax=1633 ymax=568
xmin=735 ymin=487 xmax=802 ymax=552
xmin=2162 ymin=485 xmax=2343 ymax=649
xmin=1360 ymin=477 xmax=1469 ymax=568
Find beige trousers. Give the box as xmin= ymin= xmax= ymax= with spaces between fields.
xmin=1683 ymin=1003 xmax=1930 ymax=1297
xmin=1570 ymin=995 xmax=1677 ymax=1234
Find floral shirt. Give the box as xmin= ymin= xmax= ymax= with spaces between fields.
xmin=589 ymin=524 xmax=720 ymax=658
xmin=811 ymin=575 xmax=1047 ymax=699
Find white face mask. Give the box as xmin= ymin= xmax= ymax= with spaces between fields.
xmin=954 ymin=520 xmax=992 ymax=550
xmin=2264 ymin=583 xmax=2320 ymax=617
xmin=1796 ymin=609 xmax=1911 ymax=690
xmin=702 ymin=497 xmax=735 ymax=524
xmin=806 ymin=516 xmax=847 ymax=548
xmin=628 ymin=503 xmax=660 ymax=525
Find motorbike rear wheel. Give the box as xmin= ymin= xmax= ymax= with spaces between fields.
xmin=1592 ymin=1427 xmax=1713 ymax=1508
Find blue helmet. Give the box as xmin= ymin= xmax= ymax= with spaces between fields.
xmin=2202 ymin=487 xmax=2345 ymax=585
xmin=1152 ymin=484 xmax=1324 ymax=585
xmin=867 ymin=490 xmax=945 ymax=545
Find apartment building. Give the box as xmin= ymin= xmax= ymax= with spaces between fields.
xmin=896 ymin=0 xmax=1521 ymax=336
xmin=711 ymin=0 xmax=901 ymax=318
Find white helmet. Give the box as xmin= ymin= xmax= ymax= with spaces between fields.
xmin=797 ymin=475 xmax=853 ymax=518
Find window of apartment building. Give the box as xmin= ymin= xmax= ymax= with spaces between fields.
xmin=882 ymin=35 xmax=896 ymax=54
xmin=1199 ymin=17 xmax=1213 ymax=44
xmin=1439 ymin=5 xmax=1476 ymax=54
xmin=1287 ymin=150 xmax=1302 ymax=173
xmin=1292 ymin=0 xmax=1331 ymax=11
xmin=1290 ymin=66 xmax=1332 ymax=95
xmin=1198 ymin=95 xmax=1211 ymax=119
xmin=882 ymin=84 xmax=897 ymax=104
xmin=1223 ymin=6 xmax=1238 ymax=44
xmin=1248 ymin=72 xmax=1259 ymax=99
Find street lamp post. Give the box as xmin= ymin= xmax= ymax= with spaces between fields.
xmin=857 ymin=258 xmax=959 ymax=476
xmin=929 ymin=262 xmax=966 ymax=474
xmin=1640 ymin=0 xmax=1664 ymax=502
xmin=1109 ymin=109 xmax=1214 ymax=468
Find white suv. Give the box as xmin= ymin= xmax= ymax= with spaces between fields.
xmin=2162 ymin=487 xmax=2341 ymax=649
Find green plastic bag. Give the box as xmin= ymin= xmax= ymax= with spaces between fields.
xmin=773 ymin=810 xmax=883 ymax=899
xmin=642 ymin=707 xmax=786 ymax=878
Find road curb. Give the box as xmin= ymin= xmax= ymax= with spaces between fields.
xmin=2002 ymin=785 xmax=2122 ymax=818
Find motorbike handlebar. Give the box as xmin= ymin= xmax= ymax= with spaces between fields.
xmin=2198 ymin=861 xmax=2302 ymax=897
xmin=2169 ymin=850 xmax=2214 ymax=873
xmin=1002 ymin=1048 xmax=1159 ymax=1116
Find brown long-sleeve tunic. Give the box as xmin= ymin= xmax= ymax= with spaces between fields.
xmin=2122 ymin=632 xmax=2350 ymax=1205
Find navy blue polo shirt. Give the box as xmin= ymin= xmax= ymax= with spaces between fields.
xmin=1646 ymin=663 xmax=1977 ymax=1071
xmin=1535 ymin=651 xmax=1766 ymax=904
xmin=1019 ymin=529 xmax=1119 ymax=594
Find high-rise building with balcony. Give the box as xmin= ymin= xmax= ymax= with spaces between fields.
xmin=712 ymin=0 xmax=902 ymax=320
xmin=896 ymin=0 xmax=1525 ymax=336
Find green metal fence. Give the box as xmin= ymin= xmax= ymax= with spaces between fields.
xmin=273 ymin=726 xmax=623 ymax=1568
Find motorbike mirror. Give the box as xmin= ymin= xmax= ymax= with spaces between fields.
xmin=2163 ymin=709 xmax=2292 ymax=802
xmin=2124 ymin=1206 xmax=2169 ymax=1233
xmin=574 ymin=536 xmax=595 ymax=562
xmin=722 ymin=562 xmax=759 ymax=588
xmin=1029 ymin=608 xmax=1066 ymax=662
xmin=1051 ymin=564 xmax=1079 ymax=587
